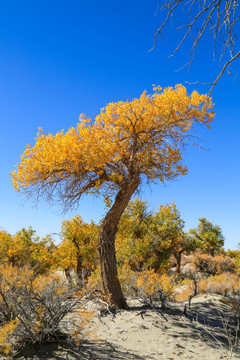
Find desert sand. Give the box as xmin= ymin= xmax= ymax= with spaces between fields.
xmin=13 ymin=294 xmax=240 ymax=360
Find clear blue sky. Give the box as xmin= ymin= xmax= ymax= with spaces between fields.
xmin=0 ymin=1 xmax=239 ymax=249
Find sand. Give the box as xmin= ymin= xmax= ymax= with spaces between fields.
xmin=13 ymin=294 xmax=240 ymax=360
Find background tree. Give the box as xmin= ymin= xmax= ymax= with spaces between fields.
xmin=118 ymin=198 xmax=152 ymax=241
xmin=154 ymin=0 xmax=240 ymax=94
xmin=55 ymin=216 xmax=98 ymax=287
xmin=117 ymin=200 xmax=197 ymax=274
xmin=11 ymin=85 xmax=214 ymax=308
xmin=0 ymin=229 xmax=12 ymax=263
xmin=0 ymin=227 xmax=55 ymax=272
xmin=148 ymin=202 xmax=196 ymax=273
xmin=190 ymin=217 xmax=225 ymax=256
xmin=171 ymin=233 xmax=197 ymax=274
xmin=116 ymin=198 xmax=153 ymax=271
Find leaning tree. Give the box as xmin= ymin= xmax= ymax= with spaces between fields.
xmin=11 ymin=85 xmax=214 ymax=308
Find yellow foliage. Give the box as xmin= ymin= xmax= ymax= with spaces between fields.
xmin=0 ymin=320 xmax=19 ymax=355
xmin=11 ymin=85 xmax=214 ymax=206
xmin=69 ymin=307 xmax=95 ymax=346
xmin=198 ymin=273 xmax=240 ymax=296
xmin=86 ymin=265 xmax=102 ymax=291
xmin=0 ymin=228 xmax=55 ymax=272
xmin=55 ymin=216 xmax=98 ymax=282
xmin=135 ymin=269 xmax=175 ymax=303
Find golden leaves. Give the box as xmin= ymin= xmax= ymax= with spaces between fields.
xmin=11 ymin=85 xmax=214 ymax=202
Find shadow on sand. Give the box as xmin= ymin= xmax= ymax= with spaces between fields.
xmin=16 ymin=340 xmax=146 ymax=360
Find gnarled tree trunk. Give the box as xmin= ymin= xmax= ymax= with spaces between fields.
xmin=98 ymin=177 xmax=140 ymax=309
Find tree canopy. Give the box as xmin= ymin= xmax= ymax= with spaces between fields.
xmin=11 ymin=85 xmax=213 ymax=208
xmin=190 ymin=217 xmax=225 ymax=256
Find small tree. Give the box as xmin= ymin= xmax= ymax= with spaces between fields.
xmin=118 ymin=198 xmax=152 ymax=241
xmin=171 ymin=234 xmax=197 ymax=274
xmin=190 ymin=217 xmax=225 ymax=257
xmin=148 ymin=202 xmax=196 ymax=273
xmin=0 ymin=227 xmax=55 ymax=273
xmin=117 ymin=200 xmax=196 ymax=274
xmin=116 ymin=198 xmax=153 ymax=271
xmin=11 ymin=85 xmax=214 ymax=308
xmin=56 ymin=216 xmax=98 ymax=286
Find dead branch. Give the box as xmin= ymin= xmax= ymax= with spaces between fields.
xmin=153 ymin=0 xmax=240 ymax=93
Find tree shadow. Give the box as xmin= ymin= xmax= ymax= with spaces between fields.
xmin=123 ymin=298 xmax=240 ymax=353
xmin=16 ymin=340 xmax=146 ymax=360
xmin=166 ymin=299 xmax=239 ymax=351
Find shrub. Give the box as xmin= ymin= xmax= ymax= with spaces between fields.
xmin=194 ymin=254 xmax=236 ymax=275
xmin=117 ymin=263 xmax=138 ymax=297
xmin=198 ymin=273 xmax=240 ymax=297
xmin=174 ymin=279 xmax=193 ymax=302
xmin=135 ymin=270 xmax=175 ymax=308
xmin=0 ymin=264 xmax=92 ymax=356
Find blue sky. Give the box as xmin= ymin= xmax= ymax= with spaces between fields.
xmin=0 ymin=1 xmax=239 ymax=249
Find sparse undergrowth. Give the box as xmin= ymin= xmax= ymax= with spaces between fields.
xmin=0 ymin=264 xmax=94 ymax=357
xmin=0 ymin=241 xmax=239 ymax=357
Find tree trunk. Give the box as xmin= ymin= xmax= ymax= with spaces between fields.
xmin=98 ymin=177 xmax=140 ymax=309
xmin=65 ymin=268 xmax=74 ymax=287
xmin=76 ymin=256 xmax=84 ymax=287
xmin=71 ymin=236 xmax=85 ymax=287
xmin=174 ymin=251 xmax=183 ymax=274
xmin=210 ymin=248 xmax=215 ymax=257
xmin=207 ymin=247 xmax=215 ymax=257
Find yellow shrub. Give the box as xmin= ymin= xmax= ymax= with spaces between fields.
xmin=117 ymin=263 xmax=137 ymax=296
xmin=0 ymin=320 xmax=19 ymax=355
xmin=135 ymin=270 xmax=175 ymax=305
xmin=174 ymin=279 xmax=193 ymax=302
xmin=200 ymin=273 xmax=240 ymax=296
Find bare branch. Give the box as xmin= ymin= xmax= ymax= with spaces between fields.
xmin=153 ymin=0 xmax=240 ymax=93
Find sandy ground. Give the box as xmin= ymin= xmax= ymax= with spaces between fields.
xmin=14 ymin=295 xmax=240 ymax=360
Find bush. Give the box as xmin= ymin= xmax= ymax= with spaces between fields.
xmin=134 ymin=270 xmax=175 ymax=308
xmin=194 ymin=254 xmax=236 ymax=275
xmin=174 ymin=279 xmax=193 ymax=302
xmin=198 ymin=273 xmax=240 ymax=297
xmin=117 ymin=263 xmax=138 ymax=297
xmin=0 ymin=264 xmax=92 ymax=356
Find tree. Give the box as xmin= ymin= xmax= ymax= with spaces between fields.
xmin=56 ymin=216 xmax=98 ymax=286
xmin=0 ymin=229 xmax=12 ymax=263
xmin=149 ymin=202 xmax=196 ymax=273
xmin=171 ymin=233 xmax=197 ymax=274
xmin=0 ymin=227 xmax=55 ymax=272
xmin=11 ymin=85 xmax=214 ymax=308
xmin=190 ymin=217 xmax=225 ymax=256
xmin=118 ymin=198 xmax=152 ymax=241
xmin=116 ymin=198 xmax=154 ymax=271
xmin=117 ymin=200 xmax=197 ymax=274
xmin=154 ymin=1 xmax=240 ymax=94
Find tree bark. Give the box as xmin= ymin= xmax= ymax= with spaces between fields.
xmin=207 ymin=247 xmax=215 ymax=257
xmin=72 ymin=236 xmax=84 ymax=287
xmin=98 ymin=177 xmax=140 ymax=309
xmin=65 ymin=268 xmax=74 ymax=287
xmin=173 ymin=251 xmax=183 ymax=274
xmin=76 ymin=256 xmax=84 ymax=287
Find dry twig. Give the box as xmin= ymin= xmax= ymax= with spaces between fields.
xmin=153 ymin=0 xmax=240 ymax=94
